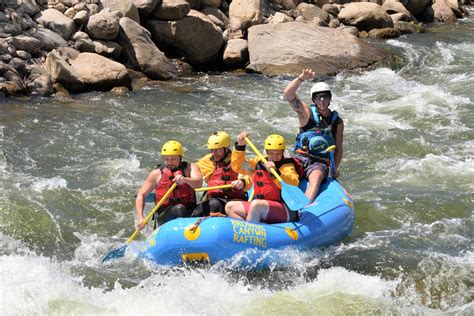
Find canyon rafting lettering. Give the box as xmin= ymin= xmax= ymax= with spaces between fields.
xmin=231 ymin=219 xmax=267 ymax=248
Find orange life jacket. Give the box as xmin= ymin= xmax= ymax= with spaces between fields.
xmin=155 ymin=162 xmax=196 ymax=208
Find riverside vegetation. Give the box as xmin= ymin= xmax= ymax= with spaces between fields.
xmin=0 ymin=0 xmax=470 ymax=97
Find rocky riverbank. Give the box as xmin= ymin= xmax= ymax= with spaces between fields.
xmin=0 ymin=0 xmax=470 ymax=97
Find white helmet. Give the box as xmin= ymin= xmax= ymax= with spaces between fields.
xmin=310 ymin=82 xmax=332 ymax=100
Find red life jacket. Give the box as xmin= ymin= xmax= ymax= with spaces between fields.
xmin=207 ymin=157 xmax=245 ymax=200
xmin=253 ymin=158 xmax=302 ymax=202
xmin=155 ymin=162 xmax=196 ymax=208
xmin=253 ymin=162 xmax=281 ymax=202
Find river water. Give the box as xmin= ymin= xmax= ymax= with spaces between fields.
xmin=1 ymin=14 xmax=473 ymax=315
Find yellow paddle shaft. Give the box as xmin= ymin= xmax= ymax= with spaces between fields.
xmin=195 ymin=184 xmax=233 ymax=192
xmin=244 ymin=136 xmax=283 ymax=183
xmin=126 ymin=182 xmax=177 ymax=244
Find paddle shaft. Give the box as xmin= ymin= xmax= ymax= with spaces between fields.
xmin=244 ymin=137 xmax=284 ymax=182
xmin=195 ymin=184 xmax=232 ymax=192
xmin=126 ymin=182 xmax=177 ymax=243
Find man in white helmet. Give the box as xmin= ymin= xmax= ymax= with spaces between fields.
xmin=283 ymin=68 xmax=344 ymax=203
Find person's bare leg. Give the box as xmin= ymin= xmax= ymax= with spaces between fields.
xmin=225 ymin=201 xmax=246 ymax=220
xmin=246 ymin=200 xmax=269 ymax=223
xmin=305 ymin=170 xmax=324 ymax=203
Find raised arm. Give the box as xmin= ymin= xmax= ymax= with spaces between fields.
xmin=283 ymin=68 xmax=315 ymax=125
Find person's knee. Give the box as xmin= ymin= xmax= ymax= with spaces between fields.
xmin=172 ymin=204 xmax=188 ymax=218
xmin=208 ymin=198 xmax=224 ymax=213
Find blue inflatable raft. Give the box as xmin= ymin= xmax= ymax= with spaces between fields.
xmin=135 ymin=178 xmax=354 ymax=267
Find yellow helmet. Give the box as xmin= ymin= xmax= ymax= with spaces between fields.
xmin=207 ymin=131 xmax=231 ymax=149
xmin=264 ymin=134 xmax=286 ymax=150
xmin=161 ymin=140 xmax=184 ymax=156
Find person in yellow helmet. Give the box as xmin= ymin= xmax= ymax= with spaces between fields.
xmin=283 ymin=68 xmax=344 ymax=203
xmin=225 ymin=132 xmax=301 ymax=224
xmin=191 ymin=131 xmax=250 ymax=217
xmin=135 ymin=140 xmax=202 ymax=230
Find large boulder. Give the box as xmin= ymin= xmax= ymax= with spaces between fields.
xmin=35 ymin=9 xmax=76 ymax=39
xmin=229 ymin=0 xmax=263 ymax=32
xmin=147 ymin=10 xmax=224 ymax=64
xmin=246 ymin=22 xmax=389 ymax=76
xmin=118 ymin=17 xmax=177 ymax=80
xmin=70 ymin=52 xmax=131 ymax=90
xmin=44 ymin=50 xmax=85 ymax=91
xmin=338 ymin=2 xmax=394 ymax=32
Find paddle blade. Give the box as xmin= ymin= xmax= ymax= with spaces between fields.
xmin=101 ymin=244 xmax=127 ymax=263
xmin=281 ymin=182 xmax=309 ymax=210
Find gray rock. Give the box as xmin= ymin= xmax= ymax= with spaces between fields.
xmin=100 ymin=0 xmax=140 ymax=23
xmin=45 ymin=50 xmax=85 ymax=91
xmin=86 ymin=10 xmax=120 ymax=40
xmin=147 ymin=10 xmax=224 ymax=64
xmin=223 ymin=38 xmax=248 ymax=68
xmin=16 ymin=50 xmax=32 ymax=60
xmin=25 ymin=27 xmax=68 ymax=51
xmin=70 ymin=52 xmax=131 ymax=90
xmin=338 ymin=2 xmax=393 ymax=32
xmin=93 ymin=40 xmax=122 ymax=59
xmin=35 ymin=9 xmax=76 ymax=39
xmin=152 ymin=0 xmax=190 ymax=20
xmin=75 ymin=38 xmax=95 ymax=52
xmin=118 ymin=17 xmax=176 ymax=80
xmin=10 ymin=35 xmax=42 ymax=54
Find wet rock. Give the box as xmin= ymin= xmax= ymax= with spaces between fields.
xmin=368 ymin=27 xmax=401 ymax=39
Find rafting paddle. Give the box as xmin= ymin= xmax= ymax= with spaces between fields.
xmin=322 ymin=145 xmax=337 ymax=177
xmin=195 ymin=184 xmax=233 ymax=192
xmin=101 ymin=182 xmax=178 ymax=263
xmin=244 ymin=136 xmax=309 ymax=210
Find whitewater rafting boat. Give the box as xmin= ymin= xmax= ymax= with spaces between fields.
xmin=135 ymin=178 xmax=354 ymax=267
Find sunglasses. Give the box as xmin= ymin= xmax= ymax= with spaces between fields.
xmin=314 ymin=94 xmax=331 ymax=101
